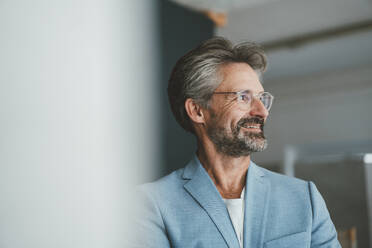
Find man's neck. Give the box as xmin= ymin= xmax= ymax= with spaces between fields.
xmin=196 ymin=140 xmax=251 ymax=199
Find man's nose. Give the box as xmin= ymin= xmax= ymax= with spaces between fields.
xmin=249 ymin=98 xmax=269 ymax=119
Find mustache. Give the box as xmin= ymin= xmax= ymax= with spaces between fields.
xmin=237 ymin=117 xmax=265 ymax=131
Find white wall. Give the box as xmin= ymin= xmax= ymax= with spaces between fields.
xmin=0 ymin=1 xmax=159 ymax=247
xmin=253 ymin=65 xmax=372 ymax=165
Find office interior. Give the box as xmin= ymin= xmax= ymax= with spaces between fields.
xmin=1 ymin=0 xmax=371 ymax=247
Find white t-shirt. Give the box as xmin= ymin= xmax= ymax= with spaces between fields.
xmin=222 ymin=187 xmax=245 ymax=248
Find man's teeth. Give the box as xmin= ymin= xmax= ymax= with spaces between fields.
xmin=246 ymin=126 xmax=259 ymax=128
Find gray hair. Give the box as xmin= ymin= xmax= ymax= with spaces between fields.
xmin=167 ymin=37 xmax=267 ymax=133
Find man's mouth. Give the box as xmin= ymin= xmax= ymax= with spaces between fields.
xmin=237 ymin=117 xmax=265 ymax=132
xmin=240 ymin=124 xmax=262 ymax=132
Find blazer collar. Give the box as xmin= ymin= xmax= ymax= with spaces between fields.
xmin=182 ymin=156 xmax=270 ymax=248
xmin=182 ymin=156 xmax=240 ymax=248
xmin=243 ymin=160 xmax=270 ymax=248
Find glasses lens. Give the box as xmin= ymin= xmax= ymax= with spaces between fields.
xmin=238 ymin=92 xmax=252 ymax=103
xmin=260 ymin=92 xmax=273 ymax=111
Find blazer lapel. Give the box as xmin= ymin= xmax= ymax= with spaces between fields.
xmin=243 ymin=162 xmax=270 ymax=248
xmin=183 ymin=157 xmax=240 ymax=248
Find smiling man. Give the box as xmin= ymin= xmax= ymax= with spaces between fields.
xmin=132 ymin=37 xmax=340 ymax=248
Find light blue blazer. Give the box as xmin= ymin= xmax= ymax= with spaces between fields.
xmin=132 ymin=156 xmax=340 ymax=248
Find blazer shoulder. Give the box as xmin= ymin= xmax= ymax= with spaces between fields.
xmin=137 ymin=167 xmax=185 ymax=200
xmin=257 ymin=166 xmax=310 ymax=195
xmin=259 ymin=166 xmax=307 ymax=185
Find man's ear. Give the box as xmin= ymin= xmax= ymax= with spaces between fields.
xmin=185 ymin=98 xmax=205 ymax=125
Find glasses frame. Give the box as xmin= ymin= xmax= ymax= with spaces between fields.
xmin=212 ymin=90 xmax=274 ymax=111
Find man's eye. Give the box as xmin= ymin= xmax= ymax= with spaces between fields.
xmin=239 ymin=94 xmax=250 ymax=102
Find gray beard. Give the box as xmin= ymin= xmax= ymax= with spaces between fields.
xmin=206 ymin=119 xmax=268 ymax=157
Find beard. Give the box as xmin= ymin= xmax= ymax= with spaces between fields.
xmin=206 ymin=116 xmax=268 ymax=157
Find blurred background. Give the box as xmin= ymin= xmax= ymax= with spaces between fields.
xmin=1 ymin=0 xmax=371 ymax=247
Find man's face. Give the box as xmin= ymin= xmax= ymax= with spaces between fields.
xmin=204 ymin=63 xmax=269 ymax=157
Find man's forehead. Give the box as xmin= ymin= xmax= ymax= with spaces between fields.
xmin=216 ymin=62 xmax=264 ymax=92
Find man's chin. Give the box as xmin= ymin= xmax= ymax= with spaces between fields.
xmin=248 ymin=139 xmax=268 ymax=152
xmin=241 ymin=135 xmax=267 ymax=152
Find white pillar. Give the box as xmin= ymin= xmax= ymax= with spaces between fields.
xmin=283 ymin=146 xmax=296 ymax=177
xmin=0 ymin=1 xmax=159 ymax=247
xmin=364 ymin=156 xmax=372 ymax=247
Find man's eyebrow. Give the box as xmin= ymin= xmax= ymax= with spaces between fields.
xmin=228 ymin=88 xmax=250 ymax=92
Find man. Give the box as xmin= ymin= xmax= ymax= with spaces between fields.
xmin=132 ymin=37 xmax=340 ymax=248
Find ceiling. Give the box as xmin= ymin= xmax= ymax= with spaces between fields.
xmin=172 ymin=0 xmax=372 ymax=81
xmin=217 ymin=0 xmax=372 ymax=42
xmin=216 ymin=0 xmax=372 ymax=80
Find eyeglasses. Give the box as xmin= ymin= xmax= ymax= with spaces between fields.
xmin=213 ymin=90 xmax=274 ymax=111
